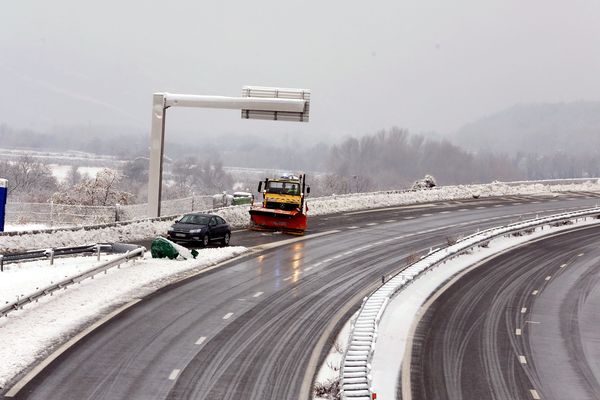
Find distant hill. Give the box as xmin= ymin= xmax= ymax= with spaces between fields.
xmin=452 ymin=102 xmax=600 ymax=155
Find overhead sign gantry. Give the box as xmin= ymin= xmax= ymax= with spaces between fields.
xmin=147 ymin=86 xmax=310 ymax=218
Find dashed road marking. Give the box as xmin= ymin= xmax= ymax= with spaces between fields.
xmin=333 ymin=254 xmax=342 ymax=259
xmin=476 ymin=206 xmax=486 ymax=209
xmin=494 ymin=204 xmax=504 ymax=207
xmin=532 ymin=201 xmax=541 ymax=204
xmin=347 ymin=226 xmax=359 ymax=229
xmin=516 ymin=328 xmax=522 ymax=336
xmin=530 ymin=389 xmax=541 ymax=399
xmin=532 ymin=290 xmax=538 ymax=295
xmin=314 ymin=262 xmax=323 ymax=267
xmin=513 ymin=202 xmax=522 ymax=205
xmin=344 ymin=251 xmax=353 ymax=255
xmin=223 ymin=313 xmax=233 ymax=320
xmin=366 ymin=222 xmax=378 ymax=226
xmin=578 ymin=253 xmax=584 ymax=257
xmin=519 ymin=355 xmax=527 ymax=364
xmin=521 ymin=307 xmax=527 ymax=314
xmin=404 ymin=216 xmax=415 ymax=220
xmin=459 ymin=209 xmax=468 ymax=211
xmin=560 ymin=263 xmax=567 ymax=268
xmin=323 ymin=258 xmax=333 ymax=263
xmin=168 ymin=369 xmax=180 ymax=380
xmin=422 ymin=213 xmax=433 ymax=217
xmin=545 ymin=276 xmax=551 ymax=281
xmin=439 ymin=211 xmax=451 ymax=214
xmin=253 ymin=292 xmax=264 ymax=298
xmin=385 ymin=219 xmax=397 ymax=222
xmin=283 ymin=276 xmax=292 ymax=281
xmin=304 ymin=266 xmax=313 ymax=271
xmin=195 ymin=336 xmax=206 ymax=345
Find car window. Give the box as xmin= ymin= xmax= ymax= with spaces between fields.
xmin=217 ymin=216 xmax=226 ymax=224
xmin=180 ymin=214 xmax=209 ymax=225
xmin=209 ymin=217 xmax=217 ymax=226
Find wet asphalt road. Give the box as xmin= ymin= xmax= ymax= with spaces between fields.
xmin=409 ymin=223 xmax=600 ymax=400
xmin=6 ymin=191 xmax=600 ymax=400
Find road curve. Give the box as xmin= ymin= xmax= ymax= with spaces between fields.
xmin=409 ymin=223 xmax=600 ymax=400
xmin=7 ymin=192 xmax=600 ymax=400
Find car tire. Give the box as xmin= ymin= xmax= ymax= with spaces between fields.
xmin=202 ymin=235 xmax=210 ymax=247
xmin=221 ymin=232 xmax=230 ymax=246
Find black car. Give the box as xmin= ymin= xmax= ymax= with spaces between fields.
xmin=167 ymin=213 xmax=231 ymax=247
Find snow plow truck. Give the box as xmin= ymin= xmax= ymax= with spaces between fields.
xmin=249 ymin=174 xmax=310 ymax=234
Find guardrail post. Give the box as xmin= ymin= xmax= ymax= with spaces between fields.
xmin=96 ymin=244 xmax=101 ymax=261
xmin=115 ymin=203 xmax=120 ymax=223
xmin=49 ymin=249 xmax=55 ymax=265
xmin=0 ymin=255 xmax=4 ymax=272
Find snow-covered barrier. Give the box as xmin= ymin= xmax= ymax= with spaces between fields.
xmin=0 ymin=246 xmax=145 ymax=318
xmin=339 ymin=207 xmax=600 ymax=400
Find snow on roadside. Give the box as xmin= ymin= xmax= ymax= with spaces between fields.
xmin=0 ymin=246 xmax=248 ymax=390
xmin=3 ymin=180 xmax=600 ymax=253
xmin=369 ymin=217 xmax=600 ymax=399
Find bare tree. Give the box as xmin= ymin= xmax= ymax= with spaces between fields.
xmin=53 ymin=169 xmax=133 ymax=206
xmin=0 ymin=156 xmax=58 ymax=201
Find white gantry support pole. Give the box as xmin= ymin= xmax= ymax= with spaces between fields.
xmin=147 ymin=87 xmax=310 ymax=218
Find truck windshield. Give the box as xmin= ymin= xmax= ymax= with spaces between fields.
xmin=267 ymin=182 xmax=299 ymax=195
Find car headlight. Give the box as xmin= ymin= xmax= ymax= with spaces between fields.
xmin=189 ymin=229 xmax=203 ymax=234
xmin=167 ymin=227 xmax=174 ymax=232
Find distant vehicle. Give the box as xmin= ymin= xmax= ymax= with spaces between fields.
xmin=249 ymin=173 xmax=310 ymax=234
xmin=167 ymin=213 xmax=231 ymax=247
xmin=232 ymin=191 xmax=253 ymax=205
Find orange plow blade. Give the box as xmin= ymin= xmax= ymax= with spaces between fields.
xmin=249 ymin=207 xmax=307 ymax=234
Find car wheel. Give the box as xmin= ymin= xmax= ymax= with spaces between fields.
xmin=221 ymin=232 xmax=230 ymax=246
xmin=202 ymin=235 xmax=210 ymax=247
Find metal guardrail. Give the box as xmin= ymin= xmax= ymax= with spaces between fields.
xmin=340 ymin=207 xmax=600 ymax=400
xmin=0 ymin=246 xmax=145 ymax=318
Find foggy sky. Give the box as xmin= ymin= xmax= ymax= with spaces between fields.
xmin=2 ymin=0 xmax=600 ymax=143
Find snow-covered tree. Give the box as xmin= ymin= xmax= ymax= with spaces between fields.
xmin=52 ymin=169 xmax=133 ymax=206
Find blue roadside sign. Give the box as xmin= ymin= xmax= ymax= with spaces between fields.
xmin=0 ymin=178 xmax=7 ymax=232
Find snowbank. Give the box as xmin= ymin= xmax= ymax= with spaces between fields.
xmin=3 ymin=180 xmax=600 ymax=253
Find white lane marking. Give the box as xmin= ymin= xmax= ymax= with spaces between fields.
xmin=343 ymin=203 xmax=436 ymax=215
xmin=333 ymin=254 xmax=342 ymax=259
xmin=513 ymin=202 xmax=522 ymax=205
xmin=545 ymin=276 xmax=551 ymax=281
xmin=521 ymin=307 xmax=527 ymax=313
xmin=347 ymin=226 xmax=359 ymax=229
xmin=525 ymin=320 xmax=541 ymax=324
xmin=578 ymin=253 xmax=584 ymax=257
xmin=404 ymin=216 xmax=415 ymax=220
xmin=385 ymin=219 xmax=397 ymax=222
xmin=476 ymin=206 xmax=486 ymax=209
xmin=304 ymin=266 xmax=313 ymax=271
xmin=323 ymin=258 xmax=333 ymax=263
xmin=253 ymin=292 xmax=264 ymax=298
xmin=494 ymin=204 xmax=504 ymax=207
xmin=344 ymin=251 xmax=353 ymax=255
xmin=223 ymin=313 xmax=233 ymax=320
xmin=516 ymin=328 xmax=522 ymax=336
xmin=195 ymin=336 xmax=207 ymax=345
xmin=532 ymin=201 xmax=541 ymax=204
xmin=422 ymin=213 xmax=433 ymax=217
xmin=530 ymin=389 xmax=541 ymax=399
xmin=168 ymin=369 xmax=180 ymax=380
xmin=459 ymin=208 xmax=468 ymax=211
xmin=532 ymin=290 xmax=538 ymax=295
xmin=560 ymin=263 xmax=567 ymax=268
xmin=519 ymin=355 xmax=527 ymax=364
xmin=314 ymin=262 xmax=322 ymax=267
xmin=283 ymin=276 xmax=292 ymax=281
xmin=366 ymin=222 xmax=378 ymax=226
xmin=439 ymin=211 xmax=451 ymax=214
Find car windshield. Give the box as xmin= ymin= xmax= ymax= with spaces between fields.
xmin=178 ymin=215 xmax=210 ymax=225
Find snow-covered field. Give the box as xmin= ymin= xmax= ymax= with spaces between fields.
xmin=0 ymin=247 xmax=248 ymax=390
xmin=3 ymin=180 xmax=600 ymax=253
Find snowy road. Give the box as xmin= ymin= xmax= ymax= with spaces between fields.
xmin=5 ymin=192 xmax=600 ymax=399
xmin=408 ymin=224 xmax=600 ymax=400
